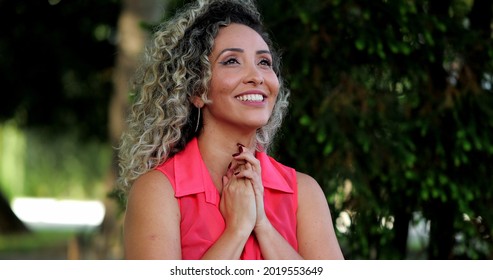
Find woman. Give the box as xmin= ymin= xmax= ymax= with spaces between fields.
xmin=118 ymin=0 xmax=344 ymax=260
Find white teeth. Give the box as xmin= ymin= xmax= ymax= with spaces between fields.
xmin=236 ymin=94 xmax=264 ymax=101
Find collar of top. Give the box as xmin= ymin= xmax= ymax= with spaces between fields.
xmin=173 ymin=138 xmax=294 ymax=204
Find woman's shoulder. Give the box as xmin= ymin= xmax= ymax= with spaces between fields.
xmin=127 ymin=170 xmax=175 ymax=205
xmin=295 ymin=171 xmax=325 ymax=201
xmin=295 ymin=171 xmax=319 ymax=188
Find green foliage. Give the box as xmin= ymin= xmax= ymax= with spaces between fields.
xmin=22 ymin=129 xmax=112 ymax=199
xmin=260 ymin=0 xmax=493 ymax=259
xmin=0 ymin=123 xmax=111 ymax=200
xmin=0 ymin=0 xmax=119 ymax=231
xmin=2 ymin=0 xmax=492 ymax=260
xmin=0 ymin=0 xmax=119 ymax=141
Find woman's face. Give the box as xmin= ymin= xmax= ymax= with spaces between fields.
xmin=204 ymin=23 xmax=280 ymax=132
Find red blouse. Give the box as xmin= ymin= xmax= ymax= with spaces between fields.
xmin=156 ymin=138 xmax=298 ymax=259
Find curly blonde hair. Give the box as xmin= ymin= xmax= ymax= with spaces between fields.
xmin=117 ymin=0 xmax=290 ymax=193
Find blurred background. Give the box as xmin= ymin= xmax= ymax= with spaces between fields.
xmin=0 ymin=0 xmax=492 ymax=260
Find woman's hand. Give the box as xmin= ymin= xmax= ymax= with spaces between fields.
xmin=220 ymin=157 xmax=257 ymax=238
xmin=229 ymin=145 xmax=270 ymax=231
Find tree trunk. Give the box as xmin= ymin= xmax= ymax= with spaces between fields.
xmin=424 ymin=0 xmax=457 ymax=260
xmin=100 ymin=0 xmax=167 ymax=259
xmin=0 ymin=187 xmax=29 ymax=234
xmin=427 ymin=200 xmax=456 ymax=259
xmin=392 ymin=208 xmax=411 ymax=259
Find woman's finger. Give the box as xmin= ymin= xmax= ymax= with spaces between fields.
xmin=233 ymin=148 xmax=261 ymax=173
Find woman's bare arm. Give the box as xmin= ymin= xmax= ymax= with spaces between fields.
xmin=296 ymin=172 xmax=344 ymax=259
xmin=124 ymin=170 xmax=182 ymax=259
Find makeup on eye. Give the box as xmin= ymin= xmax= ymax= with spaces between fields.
xmin=215 ymin=48 xmax=273 ymax=66
xmin=219 ymin=57 xmax=240 ymax=65
xmin=219 ymin=57 xmax=272 ymax=67
xmin=259 ymin=58 xmax=272 ymax=67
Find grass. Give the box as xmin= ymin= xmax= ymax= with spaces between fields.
xmin=0 ymin=229 xmax=81 ymax=259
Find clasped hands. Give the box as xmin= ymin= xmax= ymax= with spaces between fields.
xmin=220 ymin=144 xmax=268 ymax=237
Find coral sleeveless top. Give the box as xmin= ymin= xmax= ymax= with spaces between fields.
xmin=156 ymin=138 xmax=298 ymax=259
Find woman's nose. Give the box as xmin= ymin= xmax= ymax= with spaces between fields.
xmin=243 ymin=64 xmax=264 ymax=86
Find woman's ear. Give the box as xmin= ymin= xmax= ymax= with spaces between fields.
xmin=190 ymin=95 xmax=204 ymax=108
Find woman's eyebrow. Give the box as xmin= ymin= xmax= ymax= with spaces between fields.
xmin=214 ymin=48 xmax=244 ymax=61
xmin=219 ymin=47 xmax=244 ymax=55
xmin=256 ymin=50 xmax=271 ymax=55
xmin=214 ymin=48 xmax=271 ymax=62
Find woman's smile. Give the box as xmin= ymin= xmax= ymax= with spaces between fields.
xmin=235 ymin=90 xmax=267 ymax=106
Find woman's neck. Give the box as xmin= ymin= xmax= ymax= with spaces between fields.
xmin=196 ymin=128 xmax=257 ymax=193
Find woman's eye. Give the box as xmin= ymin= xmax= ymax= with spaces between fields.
xmin=220 ymin=58 xmax=239 ymax=65
xmin=259 ymin=58 xmax=272 ymax=67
